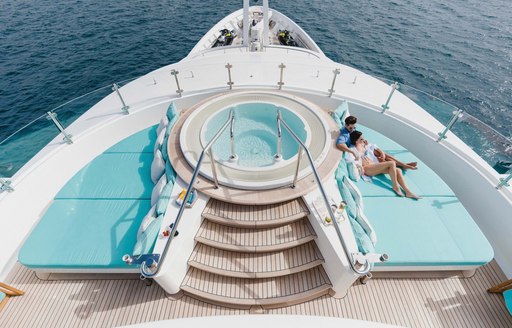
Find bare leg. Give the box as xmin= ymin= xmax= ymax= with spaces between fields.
xmin=363 ymin=162 xmax=403 ymax=196
xmin=383 ymin=153 xmax=417 ymax=170
xmin=395 ymin=168 xmax=421 ymax=199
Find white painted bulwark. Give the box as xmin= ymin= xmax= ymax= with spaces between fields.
xmin=120 ymin=315 xmax=404 ymax=328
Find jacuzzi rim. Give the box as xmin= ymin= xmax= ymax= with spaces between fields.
xmin=199 ymin=101 xmax=312 ymax=172
xmin=179 ymin=91 xmax=331 ymax=190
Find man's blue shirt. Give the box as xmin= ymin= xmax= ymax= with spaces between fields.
xmin=336 ymin=126 xmax=351 ymax=147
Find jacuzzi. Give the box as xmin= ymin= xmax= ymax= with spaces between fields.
xmin=180 ymin=91 xmax=330 ymax=189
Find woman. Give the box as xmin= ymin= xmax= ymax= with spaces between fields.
xmin=346 ymin=131 xmax=420 ymax=199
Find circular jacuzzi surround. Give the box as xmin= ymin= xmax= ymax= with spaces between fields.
xmin=180 ymin=92 xmax=331 ymax=190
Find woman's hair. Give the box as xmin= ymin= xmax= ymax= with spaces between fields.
xmin=350 ymin=130 xmax=363 ymax=146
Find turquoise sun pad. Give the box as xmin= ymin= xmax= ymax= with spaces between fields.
xmin=106 ymin=125 xmax=157 ymax=153
xmin=353 ymin=153 xmax=454 ymax=197
xmin=19 ymin=199 xmax=152 ymax=269
xmin=340 ymin=124 xmax=493 ymax=267
xmin=20 ymin=125 xmax=159 ymax=269
xmin=56 ymin=152 xmax=154 ymax=200
xmin=362 ymin=196 xmax=493 ymax=266
xmin=504 ymin=289 xmax=512 ymax=314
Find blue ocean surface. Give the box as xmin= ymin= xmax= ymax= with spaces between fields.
xmin=0 ymin=0 xmax=511 ymax=175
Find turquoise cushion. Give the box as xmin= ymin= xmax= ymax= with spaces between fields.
xmin=335 ymin=158 xmax=348 ymax=181
xmin=165 ymin=160 xmax=176 ymax=184
xmin=56 ymin=152 xmax=154 ymax=200
xmin=0 ymin=291 xmax=5 ymax=302
xmin=347 ymin=162 xmax=360 ymax=182
xmin=166 ymin=102 xmax=178 ymax=123
xmin=106 ymin=125 xmax=157 ymax=153
xmin=363 ymin=197 xmax=494 ymax=266
xmin=133 ymin=214 xmax=163 ymax=257
xmin=349 ymin=217 xmax=375 ymax=255
xmin=338 ymin=177 xmax=357 ymax=219
xmin=504 ymin=289 xmax=512 ymax=314
xmin=161 ymin=133 xmax=169 ymax=162
xmin=19 ymin=199 xmax=152 ymax=268
xmin=332 ymin=101 xmax=348 ymax=128
xmin=156 ymin=181 xmax=174 ymax=216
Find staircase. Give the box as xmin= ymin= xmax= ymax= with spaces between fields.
xmin=181 ymin=198 xmax=332 ymax=309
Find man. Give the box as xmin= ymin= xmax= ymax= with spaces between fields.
xmin=336 ymin=115 xmax=359 ymax=160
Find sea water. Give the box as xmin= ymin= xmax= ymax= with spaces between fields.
xmin=1 ymin=0 xmax=511 ymax=174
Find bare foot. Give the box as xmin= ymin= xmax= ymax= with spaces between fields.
xmin=392 ymin=186 xmax=404 ymax=197
xmin=405 ymin=192 xmax=421 ymax=200
xmin=404 ymin=162 xmax=418 ymax=170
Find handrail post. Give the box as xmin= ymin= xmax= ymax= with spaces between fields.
xmin=328 ymin=68 xmax=341 ymax=97
xmin=291 ymin=147 xmax=302 ymax=188
xmin=225 ymin=63 xmax=234 ymax=90
xmin=274 ymin=109 xmax=282 ymax=161
xmin=46 ymin=112 xmax=73 ymax=144
xmin=0 ymin=178 xmax=14 ymax=192
xmin=229 ymin=109 xmax=238 ymax=162
xmin=437 ymin=110 xmax=463 ymax=142
xmin=112 ymin=83 xmax=130 ymax=114
xmin=496 ymin=173 xmax=512 ymax=189
xmin=381 ymin=81 xmax=399 ymax=113
xmin=209 ymin=148 xmax=219 ymax=189
xmin=277 ymin=63 xmax=286 ymax=90
xmin=171 ymin=69 xmax=183 ymax=97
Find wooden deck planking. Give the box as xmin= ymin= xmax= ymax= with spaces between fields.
xmin=2 ymin=265 xmax=512 ymax=326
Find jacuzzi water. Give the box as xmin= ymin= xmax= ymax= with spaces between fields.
xmin=203 ymin=103 xmax=307 ymax=167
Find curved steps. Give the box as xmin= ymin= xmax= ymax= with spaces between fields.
xmin=181 ymin=266 xmax=331 ymax=309
xmin=202 ymin=198 xmax=310 ymax=228
xmin=188 ymin=242 xmax=324 ymax=278
xmin=181 ymin=198 xmax=331 ymax=309
xmin=195 ymin=219 xmax=316 ymax=252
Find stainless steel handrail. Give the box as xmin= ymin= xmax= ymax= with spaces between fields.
xmin=277 ymin=116 xmax=372 ymax=276
xmin=140 ymin=110 xmax=234 ymax=277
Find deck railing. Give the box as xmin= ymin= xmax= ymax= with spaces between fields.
xmin=0 ymin=77 xmax=138 ymax=180
xmin=1 ymin=63 xmax=510 ymax=192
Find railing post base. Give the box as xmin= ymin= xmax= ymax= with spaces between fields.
xmin=46 ymin=112 xmax=73 ymax=144
xmin=381 ymin=82 xmax=399 ymax=113
xmin=436 ymin=110 xmax=464 ymax=142
xmin=228 ymin=154 xmax=238 ymax=163
xmin=112 ymin=83 xmax=130 ymax=114
xmin=496 ymin=174 xmax=512 ymax=189
xmin=0 ymin=178 xmax=14 ymax=192
xmin=328 ymin=68 xmax=341 ymax=97
xmin=171 ymin=70 xmax=184 ymax=97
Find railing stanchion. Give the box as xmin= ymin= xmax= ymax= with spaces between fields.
xmin=274 ymin=109 xmax=282 ymax=161
xmin=226 ymin=63 xmax=234 ymax=90
xmin=277 ymin=63 xmax=286 ymax=90
xmin=381 ymin=81 xmax=399 ymax=113
xmin=291 ymin=147 xmax=302 ymax=188
xmin=229 ymin=109 xmax=238 ymax=162
xmin=171 ymin=69 xmax=183 ymax=97
xmin=328 ymin=68 xmax=341 ymax=97
xmin=209 ymin=148 xmax=219 ymax=189
xmin=496 ymin=173 xmax=512 ymax=189
xmin=0 ymin=178 xmax=14 ymax=192
xmin=437 ymin=110 xmax=463 ymax=142
xmin=112 ymin=83 xmax=130 ymax=114
xmin=46 ymin=112 xmax=73 ymax=144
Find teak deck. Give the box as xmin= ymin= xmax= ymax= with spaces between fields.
xmin=1 ymin=261 xmax=511 ymax=328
